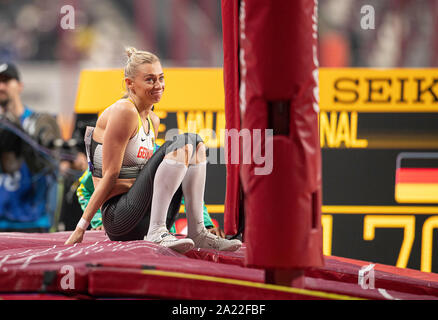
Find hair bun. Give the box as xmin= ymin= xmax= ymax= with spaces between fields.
xmin=125 ymin=47 xmax=137 ymax=59
xmin=123 ymin=47 xmax=159 ymax=80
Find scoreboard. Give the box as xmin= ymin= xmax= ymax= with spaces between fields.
xmin=318 ymin=69 xmax=438 ymax=273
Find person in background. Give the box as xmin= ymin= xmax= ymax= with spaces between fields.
xmin=58 ymin=151 xmax=88 ymax=231
xmin=0 ymin=62 xmax=56 ymax=231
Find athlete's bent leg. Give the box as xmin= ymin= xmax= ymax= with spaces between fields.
xmin=183 ymin=142 xmax=242 ymax=251
xmin=184 ymin=142 xmax=207 ymax=239
xmin=145 ymin=143 xmax=195 ymax=253
xmin=102 ymin=140 xmax=183 ymax=242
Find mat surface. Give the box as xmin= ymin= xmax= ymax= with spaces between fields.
xmin=0 ymin=231 xmax=437 ymax=300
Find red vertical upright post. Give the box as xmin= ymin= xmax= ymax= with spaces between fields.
xmin=221 ymin=0 xmax=241 ymax=236
xmin=222 ymin=0 xmax=324 ymax=287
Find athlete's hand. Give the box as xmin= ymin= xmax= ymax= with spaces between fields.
xmin=92 ymin=225 xmax=105 ymax=231
xmin=208 ymin=227 xmax=225 ymax=238
xmin=64 ymin=228 xmax=85 ymax=245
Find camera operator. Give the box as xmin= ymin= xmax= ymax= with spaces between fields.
xmin=0 ymin=62 xmax=56 ymax=232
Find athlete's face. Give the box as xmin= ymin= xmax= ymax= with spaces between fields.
xmin=129 ymin=61 xmax=165 ymax=105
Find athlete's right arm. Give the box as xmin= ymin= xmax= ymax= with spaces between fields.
xmin=65 ymin=102 xmax=137 ymax=245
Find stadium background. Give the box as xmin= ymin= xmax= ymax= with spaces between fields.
xmin=1 ymin=0 xmax=438 ymax=273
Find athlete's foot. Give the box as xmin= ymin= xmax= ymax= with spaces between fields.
xmin=145 ymin=230 xmax=194 ymax=253
xmin=190 ymin=229 xmax=242 ymax=251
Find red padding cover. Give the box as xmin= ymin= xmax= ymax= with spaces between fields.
xmin=221 ymin=0 xmax=242 ymax=236
xmin=2 ymin=232 xmax=438 ymax=300
xmin=239 ymin=0 xmax=323 ymax=268
xmin=187 ymin=246 xmax=438 ymax=298
xmin=88 ymin=267 xmax=328 ymax=300
xmin=0 ymin=232 xmax=262 ymax=297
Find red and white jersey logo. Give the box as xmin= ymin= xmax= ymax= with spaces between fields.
xmin=137 ymin=146 xmax=153 ymax=160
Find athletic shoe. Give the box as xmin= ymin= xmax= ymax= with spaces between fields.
xmin=146 ymin=230 xmax=194 ymax=253
xmin=190 ymin=229 xmax=242 ymax=251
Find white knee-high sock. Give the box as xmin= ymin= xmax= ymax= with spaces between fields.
xmin=146 ymin=159 xmax=188 ymax=239
xmin=182 ymin=161 xmax=207 ymax=239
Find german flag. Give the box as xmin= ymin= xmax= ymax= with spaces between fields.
xmin=395 ymin=167 xmax=438 ymax=203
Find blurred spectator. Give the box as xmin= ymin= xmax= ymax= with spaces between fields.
xmin=0 ymin=62 xmax=57 ymax=232
xmin=0 ymin=0 xmax=436 ymax=69
xmin=0 ymin=0 xmax=222 ymax=67
xmin=319 ymin=0 xmax=437 ymax=67
xmin=57 ymin=151 xmax=88 ymax=232
xmin=320 ymin=31 xmax=350 ymax=67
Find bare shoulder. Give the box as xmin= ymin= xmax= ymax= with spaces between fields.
xmin=103 ymin=100 xmax=138 ymax=135
xmin=112 ymin=99 xmax=137 ymax=115
xmin=94 ymin=100 xmax=137 ymax=142
xmin=109 ymin=100 xmax=138 ymax=123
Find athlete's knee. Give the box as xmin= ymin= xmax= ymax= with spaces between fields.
xmin=193 ymin=141 xmax=206 ymax=163
xmin=164 ymin=133 xmax=204 ymax=164
xmin=195 ymin=141 xmax=206 ymax=153
xmin=165 ymin=142 xmax=193 ymax=165
xmin=183 ymin=143 xmax=194 ymax=159
xmin=174 ymin=133 xmax=206 ymax=165
xmin=184 ymin=132 xmax=204 ymax=146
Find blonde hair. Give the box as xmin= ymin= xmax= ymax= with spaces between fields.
xmin=124 ymin=46 xmax=159 ymax=79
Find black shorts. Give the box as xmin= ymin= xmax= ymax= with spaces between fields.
xmin=101 ymin=133 xmax=203 ymax=241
